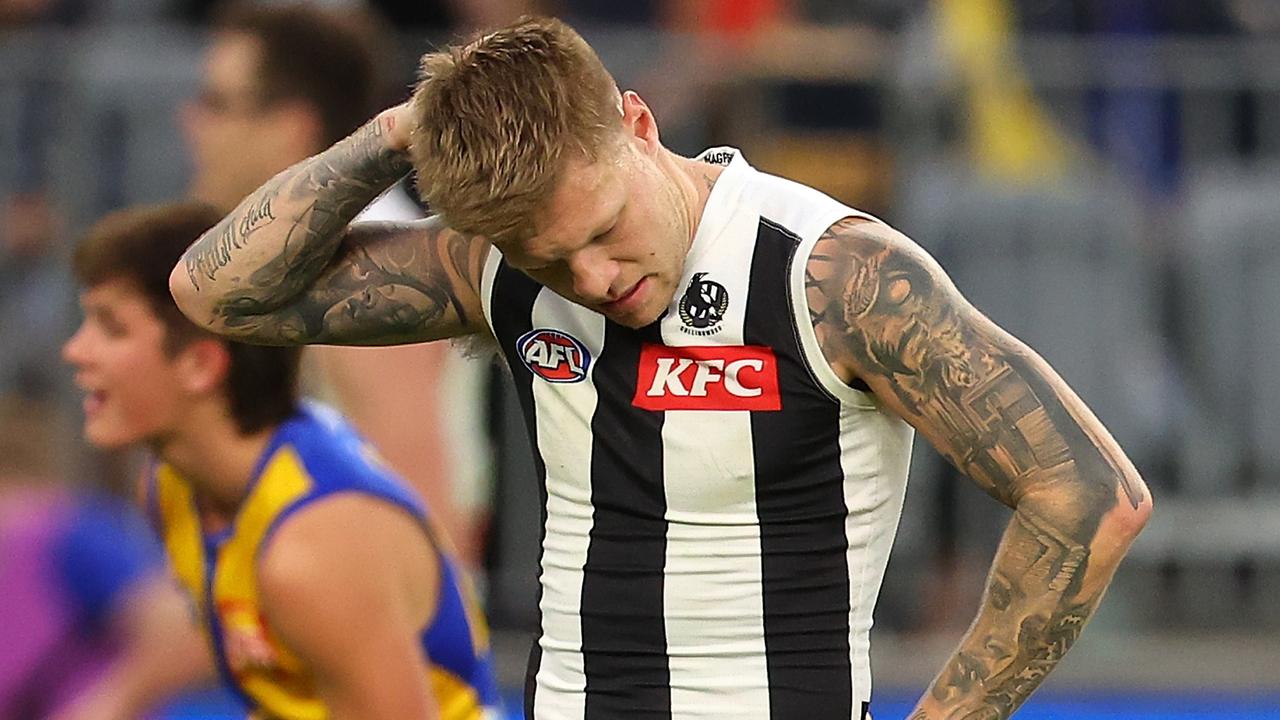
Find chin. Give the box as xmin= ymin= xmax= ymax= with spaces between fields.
xmin=82 ymin=422 xmax=138 ymax=451
xmin=613 ymin=316 xmax=652 ymax=330
xmin=609 ymin=298 xmax=666 ymax=329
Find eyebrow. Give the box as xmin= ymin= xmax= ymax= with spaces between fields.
xmin=85 ymin=305 xmax=122 ymax=329
xmin=513 ymin=211 xmax=619 ymax=270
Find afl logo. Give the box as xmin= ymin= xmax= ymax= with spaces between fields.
xmin=517 ymin=329 xmax=592 ymax=383
xmin=678 ymin=272 xmax=729 ymax=337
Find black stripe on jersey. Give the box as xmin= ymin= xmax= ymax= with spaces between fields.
xmin=747 ymin=219 xmax=854 ymax=717
xmin=489 ymin=262 xmax=548 ymax=717
xmin=582 ymin=319 xmax=671 ymax=720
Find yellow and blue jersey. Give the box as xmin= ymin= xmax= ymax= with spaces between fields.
xmin=146 ymin=403 xmax=499 ymax=720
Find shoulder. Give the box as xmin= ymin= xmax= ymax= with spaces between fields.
xmin=806 ymin=216 xmax=955 ymax=322
xmin=259 ymin=493 xmax=431 ymax=579
xmin=257 ymin=493 xmax=438 ymax=632
xmin=256 ymin=494 xmax=441 ymax=695
xmin=803 ymin=216 xmax=968 ymax=383
xmin=813 ymin=215 xmax=932 ymax=262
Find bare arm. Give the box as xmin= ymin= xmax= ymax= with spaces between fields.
xmin=807 ymin=218 xmax=1152 ymax=718
xmin=50 ymin=575 xmax=214 ymax=720
xmin=170 ymin=106 xmax=489 ymax=346
xmin=259 ymin=495 xmax=441 ymax=720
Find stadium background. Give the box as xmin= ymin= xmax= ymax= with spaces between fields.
xmin=3 ymin=0 xmax=1279 ymax=717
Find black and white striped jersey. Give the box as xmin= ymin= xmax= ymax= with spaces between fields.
xmin=480 ymin=148 xmax=914 ymax=720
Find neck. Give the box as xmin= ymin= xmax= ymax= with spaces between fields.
xmin=668 ymin=151 xmax=726 ymax=252
xmin=153 ymin=402 xmax=276 ymax=520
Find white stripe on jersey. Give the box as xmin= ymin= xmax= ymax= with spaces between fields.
xmin=529 ymin=294 xmax=605 ymax=720
xmin=658 ymin=187 xmax=771 ymax=719
xmin=839 ymin=404 xmax=914 ymax=703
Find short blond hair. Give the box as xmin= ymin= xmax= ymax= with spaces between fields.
xmin=409 ymin=16 xmax=622 ymax=245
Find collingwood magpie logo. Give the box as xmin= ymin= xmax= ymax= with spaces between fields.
xmin=678 ymin=272 xmax=729 ymax=336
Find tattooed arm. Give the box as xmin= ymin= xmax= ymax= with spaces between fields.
xmin=806 ymin=218 xmax=1152 ymax=719
xmin=169 ymin=105 xmax=489 ymax=345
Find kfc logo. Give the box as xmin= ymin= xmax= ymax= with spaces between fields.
xmin=518 ymin=329 xmax=592 ymax=383
xmin=633 ymin=345 xmax=781 ymax=411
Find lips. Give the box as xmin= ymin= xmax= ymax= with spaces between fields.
xmin=75 ymin=375 xmax=106 ymax=416
xmin=82 ymin=390 xmax=106 ymax=417
xmin=601 ymin=277 xmax=647 ymax=315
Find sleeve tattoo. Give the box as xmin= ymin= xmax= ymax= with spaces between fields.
xmin=185 ymin=117 xmax=407 ymax=300
xmin=177 ymin=117 xmax=487 ymax=345
xmin=219 ymin=221 xmax=487 ymax=346
xmin=806 ymin=218 xmax=1149 ymax=718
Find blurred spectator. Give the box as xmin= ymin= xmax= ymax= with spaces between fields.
xmin=0 ymin=398 xmax=212 ymax=720
xmin=178 ymin=1 xmax=500 ymax=568
xmin=181 ymin=2 xmax=397 ymax=212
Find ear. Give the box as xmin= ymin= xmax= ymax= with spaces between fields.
xmin=174 ymin=338 xmax=232 ymax=396
xmin=621 ymin=90 xmax=660 ymax=153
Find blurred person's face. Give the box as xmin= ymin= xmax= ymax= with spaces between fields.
xmin=182 ymin=33 xmax=312 ymax=212
xmin=498 ymin=92 xmax=698 ymax=329
xmin=62 ymin=279 xmax=193 ymax=449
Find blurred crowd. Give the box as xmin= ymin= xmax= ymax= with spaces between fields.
xmin=3 ymin=0 xmax=1280 ymax=715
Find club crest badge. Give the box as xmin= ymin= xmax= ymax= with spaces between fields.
xmin=678 ymin=272 xmax=729 ymax=337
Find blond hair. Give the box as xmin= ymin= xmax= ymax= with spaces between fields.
xmin=409 ymin=16 xmax=622 ymax=245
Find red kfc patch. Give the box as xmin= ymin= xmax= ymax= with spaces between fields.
xmin=633 ymin=344 xmax=781 ymax=411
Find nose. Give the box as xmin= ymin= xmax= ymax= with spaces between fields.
xmin=62 ymin=323 xmax=89 ymax=367
xmin=568 ymin=247 xmax=621 ymax=303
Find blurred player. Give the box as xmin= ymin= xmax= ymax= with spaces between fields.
xmin=171 ymin=16 xmax=1152 ymax=720
xmin=0 ymin=399 xmax=212 ymax=720
xmin=181 ymin=0 xmax=488 ymax=567
xmin=64 ymin=203 xmax=499 ymax=719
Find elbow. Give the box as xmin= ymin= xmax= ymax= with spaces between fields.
xmin=1123 ymin=473 xmax=1154 ymax=535
xmin=1024 ymin=470 xmax=1153 ymax=545
xmin=1105 ymin=471 xmax=1154 ymax=545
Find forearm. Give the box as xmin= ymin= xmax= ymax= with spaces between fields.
xmin=909 ymin=492 xmax=1144 ymax=719
xmin=173 ymin=110 xmax=411 ymax=329
xmin=53 ymin=580 xmax=214 ymax=720
xmin=80 ymin=644 xmax=213 ymax=720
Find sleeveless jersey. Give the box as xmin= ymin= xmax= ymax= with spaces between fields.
xmin=481 ymin=148 xmax=915 ymax=720
xmin=147 ymin=403 xmax=499 ymax=720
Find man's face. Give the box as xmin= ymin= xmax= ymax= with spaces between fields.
xmin=501 ymin=138 xmax=694 ymax=328
xmin=182 ymin=32 xmax=283 ymax=211
xmin=62 ymin=279 xmax=190 ymax=450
